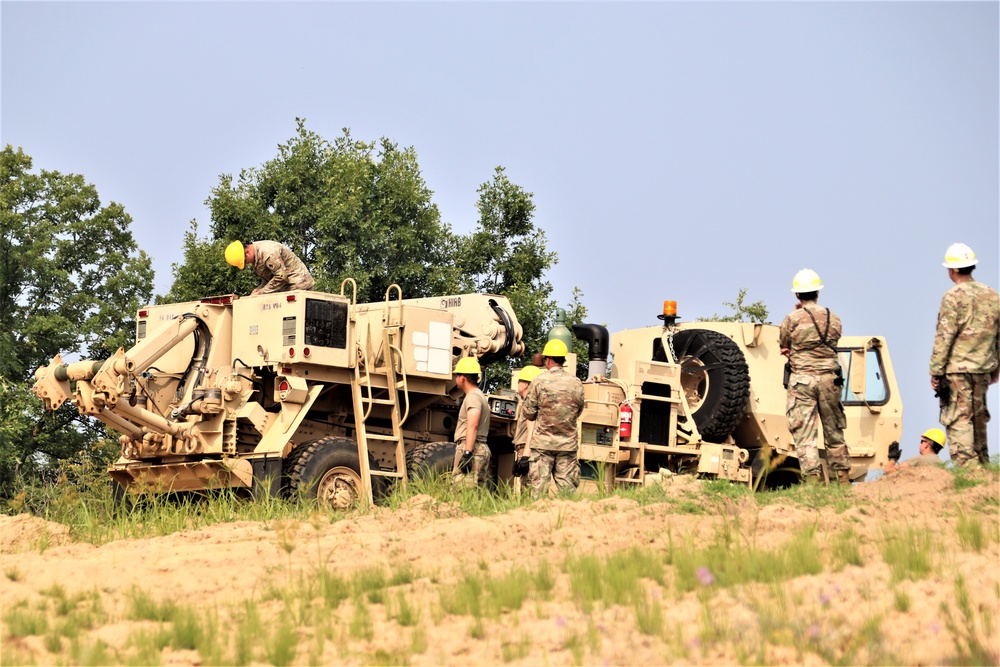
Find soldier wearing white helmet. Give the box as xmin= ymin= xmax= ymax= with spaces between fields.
xmin=779 ymin=269 xmax=852 ymax=485
xmin=929 ymin=243 xmax=999 ymax=466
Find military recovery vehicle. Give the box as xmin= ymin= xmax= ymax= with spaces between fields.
xmin=33 ymin=287 xmax=900 ymax=504
xmin=548 ymin=301 xmax=902 ymax=488
xmin=33 ymin=284 xmax=525 ymax=506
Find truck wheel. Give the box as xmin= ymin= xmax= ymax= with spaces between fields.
xmin=283 ymin=437 xmax=386 ymax=508
xmin=659 ymin=329 xmax=751 ymax=443
xmin=405 ymin=441 xmax=455 ymax=480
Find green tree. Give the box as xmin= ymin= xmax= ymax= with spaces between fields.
xmin=164 ymin=119 xmax=460 ymax=304
xmin=0 ymin=145 xmax=154 ymax=496
xmin=697 ymin=288 xmax=770 ymax=324
xmin=456 ymin=166 xmax=565 ymax=388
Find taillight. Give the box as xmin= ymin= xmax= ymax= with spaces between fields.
xmin=138 ymin=309 xmax=148 ymax=317
xmin=288 ymin=348 xmax=295 ymax=357
xmin=303 ymin=347 xmax=311 ymax=358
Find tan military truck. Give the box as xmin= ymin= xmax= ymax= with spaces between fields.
xmin=506 ymin=302 xmax=902 ymax=489
xmin=33 ymin=286 xmax=900 ymax=504
xmin=33 ymin=284 xmax=525 ymax=506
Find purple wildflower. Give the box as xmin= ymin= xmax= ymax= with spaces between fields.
xmin=696 ymin=566 xmax=715 ymax=586
xmin=556 ymin=615 xmax=567 ymax=628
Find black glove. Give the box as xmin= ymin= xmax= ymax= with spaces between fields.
xmin=934 ymin=376 xmax=951 ymax=406
xmin=513 ymin=456 xmax=530 ymax=477
xmin=887 ymin=441 xmax=901 ymax=462
xmin=458 ymin=449 xmax=475 ymax=473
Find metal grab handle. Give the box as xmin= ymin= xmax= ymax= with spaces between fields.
xmin=387 ymin=342 xmax=410 ymax=425
xmin=340 ymin=278 xmax=357 ymax=306
xmin=384 ymin=284 xmax=403 ymax=325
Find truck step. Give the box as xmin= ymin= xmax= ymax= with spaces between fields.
xmin=364 ymin=398 xmax=395 ymax=406
xmin=364 ymin=433 xmax=402 ymax=442
xmin=372 ymin=470 xmax=405 ymax=478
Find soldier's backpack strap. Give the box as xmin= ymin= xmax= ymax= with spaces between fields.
xmin=803 ymin=307 xmax=837 ymax=352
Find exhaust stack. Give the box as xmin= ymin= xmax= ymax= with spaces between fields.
xmin=571 ymin=323 xmax=610 ymax=379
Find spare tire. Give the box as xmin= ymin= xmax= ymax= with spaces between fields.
xmin=655 ymin=329 xmax=751 ymax=443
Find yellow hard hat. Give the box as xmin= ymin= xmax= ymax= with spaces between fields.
xmin=791 ymin=268 xmax=823 ymax=293
xmin=225 ymin=241 xmax=245 ymax=269
xmin=542 ymin=339 xmax=569 ymax=357
xmin=453 ymin=357 xmax=481 ymax=376
xmin=921 ymin=428 xmax=946 ymax=448
xmin=942 ymin=243 xmax=977 ymax=269
xmin=517 ymin=366 xmax=542 ymax=383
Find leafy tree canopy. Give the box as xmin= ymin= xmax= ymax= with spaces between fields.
xmin=697 ymin=288 xmax=770 ymax=324
xmin=164 ymin=119 xmax=460 ymax=304
xmin=0 ymin=145 xmax=153 ymax=495
xmin=165 ymin=124 xmax=586 ymax=389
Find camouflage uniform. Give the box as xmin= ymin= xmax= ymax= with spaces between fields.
xmin=451 ymin=387 xmax=491 ymax=486
xmin=522 ymin=365 xmax=585 ymax=498
xmin=929 ymin=281 xmax=1000 ymax=466
xmin=251 ymin=241 xmax=315 ymax=294
xmin=779 ymin=302 xmax=850 ymax=475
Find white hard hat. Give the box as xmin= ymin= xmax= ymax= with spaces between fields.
xmin=791 ymin=269 xmax=823 ymax=293
xmin=942 ymin=243 xmax=978 ymax=269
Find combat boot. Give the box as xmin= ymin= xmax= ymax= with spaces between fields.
xmin=802 ymin=473 xmax=824 ymax=486
xmin=837 ymin=469 xmax=851 ymax=486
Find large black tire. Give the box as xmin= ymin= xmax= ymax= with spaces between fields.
xmin=657 ymin=329 xmax=751 ymax=443
xmin=405 ymin=441 xmax=455 ymax=480
xmin=283 ymin=437 xmax=386 ymax=508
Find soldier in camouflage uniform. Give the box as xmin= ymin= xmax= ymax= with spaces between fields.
xmin=779 ymin=269 xmax=852 ymax=485
xmin=929 ymin=243 xmax=1000 ymax=467
xmin=224 ymin=240 xmax=315 ymax=295
xmin=451 ymin=357 xmax=492 ymax=487
xmin=522 ymin=339 xmax=585 ymax=499
xmin=511 ymin=365 xmax=542 ymax=483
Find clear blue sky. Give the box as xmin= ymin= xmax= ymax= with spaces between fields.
xmin=3 ymin=2 xmax=998 ymax=462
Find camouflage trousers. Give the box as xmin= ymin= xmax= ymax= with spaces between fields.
xmin=527 ymin=449 xmax=579 ymax=499
xmin=452 ymin=442 xmax=491 ymax=487
xmin=786 ymin=372 xmax=850 ymax=475
xmin=940 ymin=373 xmax=991 ymax=467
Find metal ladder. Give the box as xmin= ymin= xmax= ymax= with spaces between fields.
xmin=349 ymin=285 xmax=410 ymax=507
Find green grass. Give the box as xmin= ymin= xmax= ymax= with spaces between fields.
xmin=878 ymin=525 xmax=935 ymax=582
xmin=667 ymin=521 xmax=822 ymax=593
xmin=830 ymin=527 xmax=864 ymax=570
xmin=941 ymin=574 xmax=998 ymax=666
xmin=956 ymin=509 xmax=992 ymax=552
xmin=566 ymin=546 xmax=665 ymax=612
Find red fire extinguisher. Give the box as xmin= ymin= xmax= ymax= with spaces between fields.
xmin=619 ymin=402 xmax=633 ymax=439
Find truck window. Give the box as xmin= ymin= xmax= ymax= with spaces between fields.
xmin=838 ymin=348 xmax=888 ymax=405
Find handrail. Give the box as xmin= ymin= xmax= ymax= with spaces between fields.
xmin=387 ymin=341 xmax=410 ymax=424
xmin=384 ymin=284 xmax=403 ymax=326
xmin=355 ymin=340 xmax=375 ymax=423
xmin=340 ymin=278 xmax=357 ymax=306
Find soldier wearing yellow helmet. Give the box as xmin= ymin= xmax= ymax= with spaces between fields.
xmin=522 ymin=338 xmax=585 ymax=498
xmin=225 ymin=240 xmax=314 ymax=295
xmin=511 ymin=365 xmax=543 ymax=479
xmin=779 ymin=269 xmax=851 ymax=485
xmin=884 ymin=429 xmax=946 ymax=474
xmin=929 ymin=243 xmax=999 ymax=467
xmin=451 ymin=356 xmax=491 ymax=487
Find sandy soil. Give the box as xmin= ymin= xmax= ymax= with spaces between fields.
xmin=1 ymin=467 xmax=998 ymax=666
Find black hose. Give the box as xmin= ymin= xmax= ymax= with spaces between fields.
xmin=479 ymin=300 xmax=516 ymax=366
xmin=174 ymin=313 xmax=212 ymax=401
